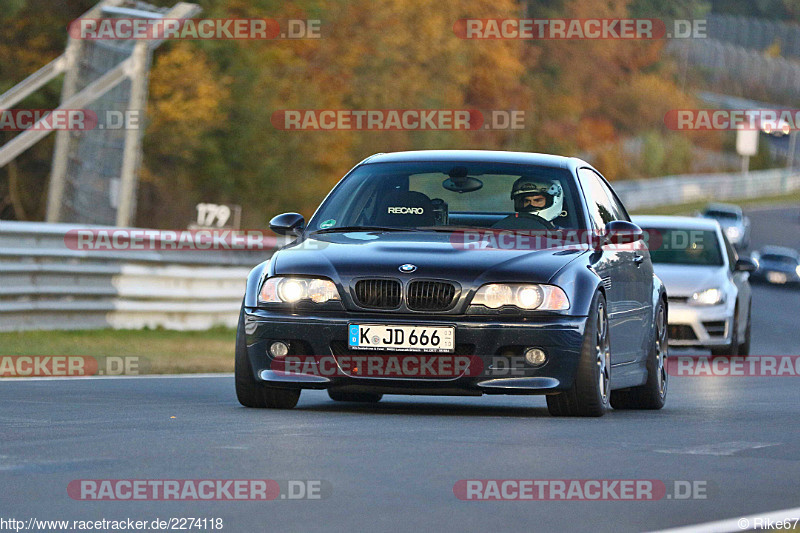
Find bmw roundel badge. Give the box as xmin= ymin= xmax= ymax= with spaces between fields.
xmin=399 ymin=263 xmax=417 ymax=273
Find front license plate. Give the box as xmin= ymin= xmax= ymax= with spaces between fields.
xmin=767 ymin=272 xmax=788 ymax=284
xmin=348 ymin=324 xmax=455 ymax=353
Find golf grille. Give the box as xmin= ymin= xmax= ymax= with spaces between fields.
xmin=669 ymin=324 xmax=697 ymax=341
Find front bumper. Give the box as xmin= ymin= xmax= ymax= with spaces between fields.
xmin=667 ymin=302 xmax=731 ymax=347
xmin=243 ymin=308 xmax=586 ymax=395
xmin=752 ymin=270 xmax=800 ymax=286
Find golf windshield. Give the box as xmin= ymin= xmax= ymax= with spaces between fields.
xmin=644 ymin=228 xmax=724 ymax=266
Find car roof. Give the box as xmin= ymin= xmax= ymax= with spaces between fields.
xmin=632 ymin=215 xmax=721 ymax=231
xmin=360 ymin=150 xmax=586 ymax=170
xmin=759 ymin=245 xmax=799 ymax=257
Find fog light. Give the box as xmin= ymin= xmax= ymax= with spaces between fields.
xmin=524 ymin=347 xmax=547 ymax=366
xmin=269 ymin=341 xmax=290 ymax=358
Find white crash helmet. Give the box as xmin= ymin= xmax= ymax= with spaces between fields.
xmin=510 ymin=178 xmax=564 ymax=222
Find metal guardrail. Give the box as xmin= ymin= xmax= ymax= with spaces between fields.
xmin=613 ymin=168 xmax=800 ymax=210
xmin=1 ymin=168 xmax=798 ymax=331
xmin=0 ymin=221 xmax=269 ymax=331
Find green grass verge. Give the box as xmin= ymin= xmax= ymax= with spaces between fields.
xmin=629 ymin=189 xmax=800 ymax=216
xmin=0 ymin=327 xmax=235 ymax=374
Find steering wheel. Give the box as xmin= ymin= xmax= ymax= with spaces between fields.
xmin=526 ymin=213 xmax=556 ymax=230
xmin=491 ymin=212 xmax=556 ymax=230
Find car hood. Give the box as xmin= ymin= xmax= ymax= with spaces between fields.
xmin=652 ymin=264 xmax=727 ymax=297
xmin=271 ymin=231 xmax=587 ymax=285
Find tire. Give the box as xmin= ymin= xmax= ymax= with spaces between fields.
xmin=235 ymin=307 xmax=300 ymax=409
xmin=610 ymin=299 xmax=668 ymax=410
xmin=710 ymin=311 xmax=739 ymax=357
xmin=546 ymin=292 xmax=610 ymax=417
xmin=738 ymin=303 xmax=751 ymax=356
xmin=328 ymin=390 xmax=383 ymax=403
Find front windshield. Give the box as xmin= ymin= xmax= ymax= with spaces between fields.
xmin=704 ymin=209 xmax=738 ymax=220
xmin=761 ymin=254 xmax=797 ymax=266
xmin=643 ymin=228 xmax=724 ymax=266
xmin=306 ymin=161 xmax=586 ymax=232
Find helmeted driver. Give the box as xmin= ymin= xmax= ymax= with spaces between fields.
xmin=510 ymin=178 xmax=563 ymax=224
xmin=491 ymin=177 xmax=564 ymax=229
xmin=511 ymin=178 xmax=563 ymax=221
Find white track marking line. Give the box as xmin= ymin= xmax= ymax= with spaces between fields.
xmin=0 ymin=373 xmax=232 ymax=381
xmin=649 ymin=505 xmax=800 ymax=532
xmin=654 ymin=441 xmax=779 ymax=456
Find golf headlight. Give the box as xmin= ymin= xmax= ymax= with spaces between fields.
xmin=259 ymin=277 xmax=340 ymax=304
xmin=690 ymin=287 xmax=725 ymax=306
xmin=795 ymin=265 xmax=800 ymax=277
xmin=471 ymin=284 xmax=569 ymax=310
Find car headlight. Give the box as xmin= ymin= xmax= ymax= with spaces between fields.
xmin=689 ymin=287 xmax=725 ymax=306
xmin=795 ymin=265 xmax=800 ymax=277
xmin=471 ymin=283 xmax=569 ymax=311
xmin=259 ymin=276 xmax=340 ymax=304
xmin=725 ymin=226 xmax=740 ymax=239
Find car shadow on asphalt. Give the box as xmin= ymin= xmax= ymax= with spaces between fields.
xmin=293 ymin=399 xmax=557 ymax=418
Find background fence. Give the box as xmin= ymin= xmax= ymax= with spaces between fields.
xmin=706 ymin=14 xmax=800 ymax=61
xmin=669 ymin=38 xmax=800 ymax=99
xmin=1 ymin=168 xmax=798 ymax=332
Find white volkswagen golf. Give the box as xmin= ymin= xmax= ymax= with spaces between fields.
xmin=634 ymin=216 xmax=757 ymax=356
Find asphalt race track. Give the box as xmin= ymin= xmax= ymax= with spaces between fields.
xmin=2 ymin=206 xmax=799 ymax=533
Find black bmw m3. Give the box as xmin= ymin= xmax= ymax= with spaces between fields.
xmin=236 ymin=150 xmax=668 ymax=416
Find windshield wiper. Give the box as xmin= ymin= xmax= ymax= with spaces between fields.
xmin=309 ymin=225 xmax=415 ymax=234
xmin=414 ymin=225 xmax=487 ymax=233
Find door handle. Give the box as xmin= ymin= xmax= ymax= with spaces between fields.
xmin=634 ymin=254 xmax=644 ymax=266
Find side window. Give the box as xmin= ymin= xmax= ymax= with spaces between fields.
xmin=577 ymin=168 xmax=617 ymax=229
xmin=594 ymin=172 xmax=630 ymax=222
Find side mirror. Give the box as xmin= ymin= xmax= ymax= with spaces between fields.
xmin=735 ymin=257 xmax=758 ymax=273
xmin=601 ymin=220 xmax=643 ymax=247
xmin=269 ymin=212 xmax=305 ymax=236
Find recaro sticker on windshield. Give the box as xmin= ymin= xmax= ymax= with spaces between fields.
xmin=388 ymin=207 xmax=424 ymax=214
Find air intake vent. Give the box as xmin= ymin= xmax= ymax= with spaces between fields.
xmin=703 ymin=321 xmax=727 ymax=337
xmin=353 ymin=279 xmax=401 ymax=309
xmin=406 ymin=280 xmax=457 ymax=311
